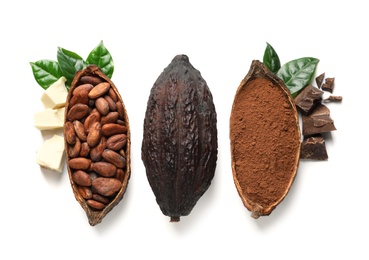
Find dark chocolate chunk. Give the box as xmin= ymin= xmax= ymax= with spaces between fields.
xmin=302 ymin=104 xmax=336 ymax=135
xmin=294 ymin=84 xmax=324 ymax=115
xmin=323 ymin=95 xmax=343 ymax=103
xmin=315 ymin=72 xmax=325 ymax=88
xmin=322 ymin=77 xmax=335 ymax=93
xmin=300 ymin=134 xmax=328 ymax=160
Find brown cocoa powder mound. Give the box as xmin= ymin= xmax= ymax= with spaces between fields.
xmin=230 ymin=60 xmax=301 ymax=218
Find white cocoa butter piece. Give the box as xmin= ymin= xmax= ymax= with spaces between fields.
xmin=36 ymin=135 xmax=65 ymax=172
xmin=41 ymin=76 xmax=68 ymax=109
xmin=34 ymin=107 xmax=65 ymax=130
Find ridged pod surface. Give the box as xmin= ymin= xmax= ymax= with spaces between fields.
xmin=230 ymin=60 xmax=301 ymax=218
xmin=142 ymin=55 xmax=218 ymax=222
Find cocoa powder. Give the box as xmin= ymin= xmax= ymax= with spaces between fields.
xmin=230 ymin=60 xmax=300 ymax=218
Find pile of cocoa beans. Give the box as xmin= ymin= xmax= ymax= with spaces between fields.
xmin=64 ymin=65 xmax=130 ymax=226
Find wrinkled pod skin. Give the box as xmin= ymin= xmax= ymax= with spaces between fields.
xmin=142 ymin=55 xmax=218 ymax=222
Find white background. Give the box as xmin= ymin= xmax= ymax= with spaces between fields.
xmin=1 ymin=1 xmax=367 ymax=259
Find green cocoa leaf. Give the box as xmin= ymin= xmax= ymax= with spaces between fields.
xmin=57 ymin=47 xmax=86 ymax=86
xmin=263 ymin=42 xmax=281 ymax=73
xmin=30 ymin=60 xmax=63 ymax=89
xmin=86 ymin=41 xmax=114 ymax=78
xmin=277 ymin=57 xmax=319 ymax=97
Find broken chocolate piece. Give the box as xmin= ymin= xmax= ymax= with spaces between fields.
xmin=302 ymin=104 xmax=336 ymax=135
xmin=323 ymin=95 xmax=342 ymax=103
xmin=294 ymin=84 xmax=324 ymax=115
xmin=300 ymin=134 xmax=328 ymax=160
xmin=315 ymin=72 xmax=325 ymax=88
xmin=322 ymin=77 xmax=335 ymax=93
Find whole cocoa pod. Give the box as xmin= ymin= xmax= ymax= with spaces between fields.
xmin=65 ymin=65 xmax=131 ymax=226
xmin=141 ymin=55 xmax=218 ymax=222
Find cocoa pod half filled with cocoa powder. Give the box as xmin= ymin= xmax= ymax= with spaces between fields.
xmin=142 ymin=55 xmax=218 ymax=222
xmin=64 ymin=65 xmax=130 ymax=226
xmin=230 ymin=60 xmax=301 ymax=218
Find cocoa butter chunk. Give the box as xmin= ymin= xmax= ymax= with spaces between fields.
xmin=294 ymin=84 xmax=324 ymax=115
xmin=322 ymin=77 xmax=335 ymax=93
xmin=315 ymin=72 xmax=325 ymax=88
xmin=302 ymin=104 xmax=336 ymax=136
xmin=300 ymin=134 xmax=328 ymax=160
xmin=230 ymin=60 xmax=301 ymax=219
xmin=141 ymin=54 xmax=218 ymax=222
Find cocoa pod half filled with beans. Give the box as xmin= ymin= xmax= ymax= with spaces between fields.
xmin=230 ymin=60 xmax=301 ymax=218
xmin=64 ymin=65 xmax=130 ymax=226
xmin=142 ymin=55 xmax=218 ymax=222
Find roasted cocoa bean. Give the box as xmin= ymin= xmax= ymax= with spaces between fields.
xmin=106 ymin=134 xmax=127 ymax=151
xmin=92 ymin=194 xmax=110 ymax=204
xmin=95 ymin=97 xmax=110 ymax=116
xmin=84 ymin=110 xmax=101 ymax=133
xmin=68 ymin=137 xmax=81 ymax=158
xmin=88 ymin=82 xmax=110 ymax=99
xmin=73 ymin=83 xmax=93 ymax=96
xmin=116 ymin=119 xmax=125 ymax=126
xmin=80 ymin=76 xmax=104 ymax=86
xmin=64 ymin=121 xmax=76 ymax=145
xmin=73 ymin=120 xmax=87 ymax=142
xmin=77 ymin=186 xmax=92 ymax=199
xmin=90 ymin=136 xmax=106 ymax=162
xmin=141 ymin=55 xmax=218 ymax=222
xmin=79 ymin=142 xmax=90 ymax=157
xmin=87 ymin=121 xmax=102 ymax=147
xmin=64 ymin=65 xmax=130 ymax=226
xmin=119 ymin=149 xmax=126 ymax=158
xmin=87 ymin=199 xmax=105 ymax=210
xmin=101 ymin=123 xmax=127 ymax=136
xmin=101 ymin=112 xmax=119 ymax=125
xmin=116 ymin=168 xmax=125 ymax=182
xmin=102 ymin=149 xmax=126 ymax=168
xmin=108 ymin=87 xmax=118 ymax=102
xmin=68 ymin=157 xmax=91 ymax=170
xmin=92 ymin=162 xmax=117 ymax=177
xmin=116 ymin=101 xmax=125 ymax=119
xmin=92 ymin=177 xmax=122 ymax=197
xmin=67 ymin=103 xmax=89 ymax=121
xmin=69 ymin=88 xmax=89 ymax=107
xmin=104 ymin=95 xmax=117 ymax=111
xmin=72 ymin=170 xmax=92 ymax=186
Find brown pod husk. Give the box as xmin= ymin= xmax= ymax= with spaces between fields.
xmin=64 ymin=65 xmax=131 ymax=226
xmin=229 ymin=60 xmax=301 ymax=218
xmin=141 ymin=55 xmax=218 ymax=222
